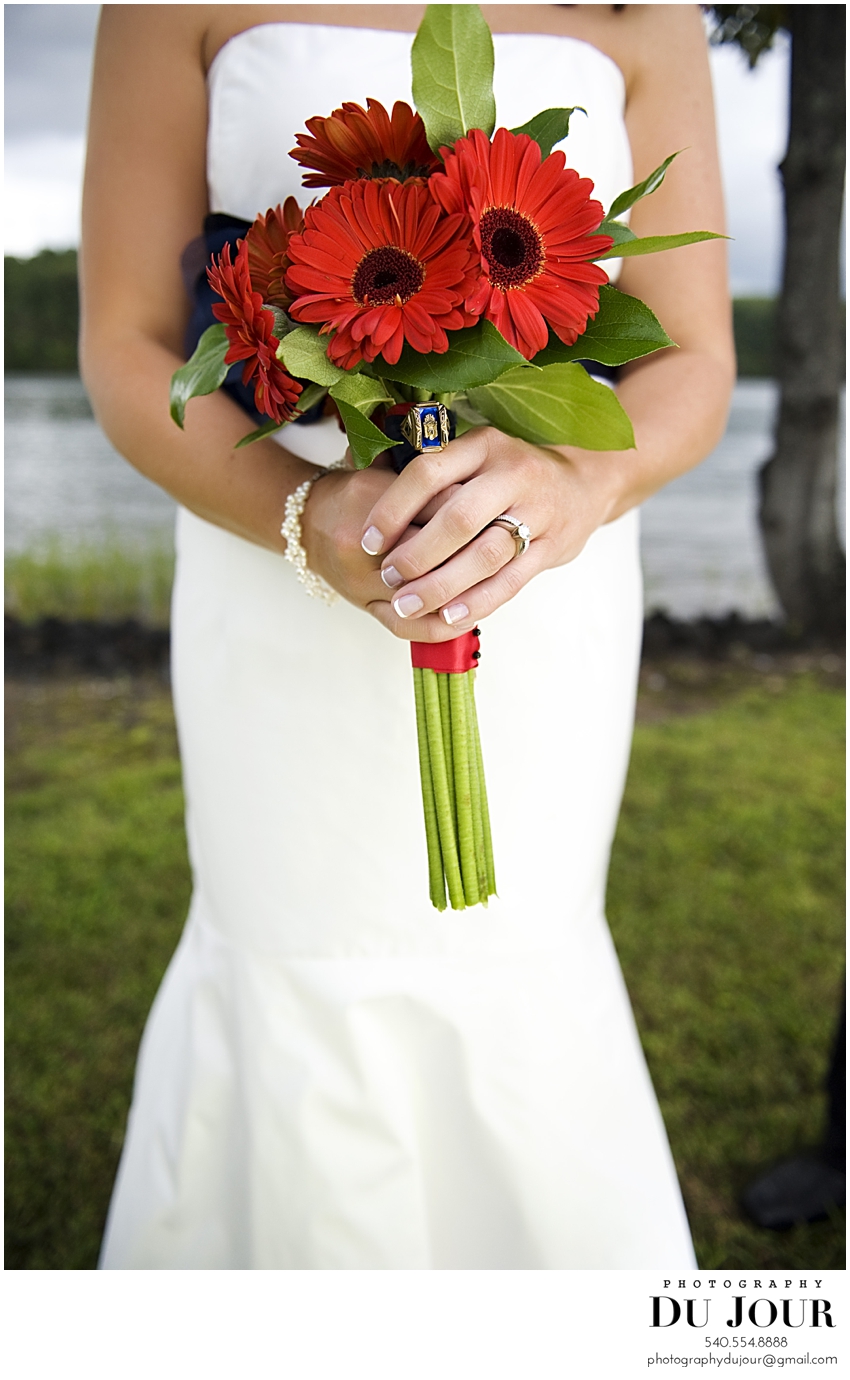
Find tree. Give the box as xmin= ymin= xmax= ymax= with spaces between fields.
xmin=708 ymin=5 xmax=845 ymax=638
xmin=4 ymin=249 xmax=79 ymax=372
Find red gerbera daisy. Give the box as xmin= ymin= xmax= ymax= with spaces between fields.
xmin=290 ymin=98 xmax=442 ymax=189
xmin=244 ymin=197 xmax=303 ymax=310
xmin=429 ymin=127 xmax=614 ymax=359
xmin=285 ymin=179 xmax=480 ymax=369
xmin=207 ymin=240 xmax=302 ymax=423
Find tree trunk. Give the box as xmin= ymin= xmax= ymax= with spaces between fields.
xmin=759 ymin=5 xmax=845 ymax=638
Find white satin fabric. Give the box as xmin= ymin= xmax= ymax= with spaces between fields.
xmin=100 ymin=24 xmax=696 ymax=1269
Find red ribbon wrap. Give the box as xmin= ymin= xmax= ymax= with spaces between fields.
xmin=410 ymin=630 xmax=480 ymax=674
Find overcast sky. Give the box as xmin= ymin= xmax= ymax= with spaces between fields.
xmin=4 ymin=3 xmax=790 ymax=294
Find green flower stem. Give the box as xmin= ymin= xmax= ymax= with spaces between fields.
xmin=437 ymin=671 xmax=456 ymax=833
xmin=422 ymin=669 xmax=465 ymax=910
xmin=470 ymin=672 xmax=496 ymax=897
xmin=449 ymin=672 xmax=479 ymax=908
xmin=412 ymin=667 xmax=446 ymax=911
xmin=465 ymin=673 xmax=488 ymax=901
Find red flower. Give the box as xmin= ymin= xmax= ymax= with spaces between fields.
xmin=429 ymin=127 xmax=613 ymax=359
xmin=285 ymin=179 xmax=480 ymax=369
xmin=207 ymin=240 xmax=302 ymax=423
xmin=290 ymin=98 xmax=442 ymax=188
xmin=244 ymin=198 xmax=303 ymax=310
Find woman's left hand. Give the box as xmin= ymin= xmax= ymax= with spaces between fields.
xmin=360 ymin=426 xmax=623 ymax=641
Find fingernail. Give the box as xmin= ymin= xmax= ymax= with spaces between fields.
xmin=381 ymin=564 xmax=404 ymax=589
xmin=442 ymin=602 xmax=469 ymax=626
xmin=393 ymin=593 xmax=424 ymax=618
xmin=361 ymin=526 xmax=384 ymax=555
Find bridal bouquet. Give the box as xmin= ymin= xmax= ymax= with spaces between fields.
xmin=171 ymin=4 xmax=721 ymax=911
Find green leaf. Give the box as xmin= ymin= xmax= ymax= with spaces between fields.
xmin=595 ymin=218 xmax=637 ymax=247
xmin=468 ymin=362 xmax=635 ymax=450
xmin=269 ymin=307 xmax=296 ymax=340
xmin=607 ymin=152 xmax=680 ymax=219
xmin=169 ymin=324 xmax=230 ymax=428
xmin=329 ymin=373 xmax=393 ymax=416
xmin=335 ymin=398 xmax=401 ymax=470
xmin=234 ymin=418 xmax=286 ymax=450
xmin=596 ymin=230 xmax=727 ymax=260
xmin=369 ymin=320 xmax=525 ymax=392
xmin=509 ymin=106 xmax=585 ymax=159
xmin=531 ymin=285 xmax=675 ymax=368
xmin=278 ymin=327 xmax=347 ymax=387
xmin=411 ymin=4 xmax=496 ymax=151
xmin=293 ymin=382 xmax=328 ymax=416
xmin=453 ymin=412 xmax=479 ymax=438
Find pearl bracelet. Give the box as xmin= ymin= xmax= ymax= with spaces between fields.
xmin=280 ymin=463 xmax=345 ymax=605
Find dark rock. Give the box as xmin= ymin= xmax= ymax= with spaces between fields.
xmin=4 ymin=615 xmax=170 ymax=677
xmin=742 ymin=1155 xmax=846 ymax=1231
xmin=641 ymin=609 xmax=842 ymax=660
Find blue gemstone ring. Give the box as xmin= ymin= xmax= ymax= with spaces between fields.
xmin=400 ymin=402 xmax=451 ymax=453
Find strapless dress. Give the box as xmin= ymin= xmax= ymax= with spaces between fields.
xmin=99 ymin=22 xmax=696 ymax=1269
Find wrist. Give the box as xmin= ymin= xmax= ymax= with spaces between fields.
xmin=281 ymin=463 xmax=347 ymax=603
xmin=554 ymin=443 xmax=634 ymax=527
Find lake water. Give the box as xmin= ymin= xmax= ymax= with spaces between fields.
xmin=5 ymin=374 xmax=845 ymax=619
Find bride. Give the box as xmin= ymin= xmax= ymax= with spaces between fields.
xmin=83 ymin=4 xmax=734 ymax=1269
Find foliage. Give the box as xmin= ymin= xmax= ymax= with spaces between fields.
xmin=5 ymin=542 xmax=175 ymax=627
xmin=733 ymin=298 xmax=777 ymax=378
xmin=533 ymin=285 xmax=674 ymax=369
xmin=5 ymin=250 xmax=79 ymax=372
xmin=4 ymin=671 xmax=844 ymax=1268
xmin=469 ymin=361 xmax=636 ymax=450
xmin=169 ymin=324 xmax=230 ymax=427
xmin=411 ymin=3 xmax=496 ymax=151
xmin=279 ymin=324 xmax=348 ymax=387
xmin=705 ymin=5 xmax=789 ymax=68
xmin=365 ymin=318 xmax=525 ymax=392
xmin=509 ymin=107 xmax=584 ymax=160
xmin=333 ymin=398 xmax=401 ymax=469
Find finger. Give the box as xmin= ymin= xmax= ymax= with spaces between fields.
xmin=381 ymin=473 xmax=527 ymax=584
xmin=383 ymin=524 xmax=517 ymax=621
xmin=366 ymin=600 xmax=475 ymax=644
xmin=368 ymin=449 xmax=396 ymax=470
xmin=360 ymin=430 xmax=492 ymax=555
xmin=427 ymin=544 xmax=545 ymax=632
xmin=413 ymin=482 xmax=464 ymax=526
xmin=359 ymin=522 xmax=421 ymax=598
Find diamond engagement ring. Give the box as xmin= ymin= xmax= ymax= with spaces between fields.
xmin=488 ymin=513 xmax=532 ymax=558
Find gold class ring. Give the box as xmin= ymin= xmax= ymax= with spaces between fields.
xmin=400 ymin=401 xmax=451 ymax=452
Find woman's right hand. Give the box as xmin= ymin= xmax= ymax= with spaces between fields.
xmin=301 ymin=461 xmax=464 ymax=642
xmin=300 ymin=465 xmax=398 ymax=610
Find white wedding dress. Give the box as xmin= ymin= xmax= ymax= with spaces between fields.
xmin=100 ymin=23 xmax=696 ymax=1269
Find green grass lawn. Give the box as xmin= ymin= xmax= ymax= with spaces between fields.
xmin=5 ymin=665 xmax=845 ymax=1269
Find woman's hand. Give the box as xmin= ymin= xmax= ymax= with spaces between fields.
xmin=300 ymin=450 xmax=466 ymax=617
xmin=357 ymin=426 xmax=625 ymax=642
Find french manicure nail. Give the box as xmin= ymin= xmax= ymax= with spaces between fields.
xmin=361 ymin=526 xmax=384 ymax=555
xmin=442 ymin=602 xmax=469 ymax=626
xmin=381 ymin=565 xmax=404 ymax=589
xmin=394 ymin=593 xmax=424 ymax=618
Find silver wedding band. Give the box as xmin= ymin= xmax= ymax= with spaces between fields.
xmin=488 ymin=513 xmax=532 ymax=558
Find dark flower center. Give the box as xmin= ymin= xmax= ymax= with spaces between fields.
xmin=352 ymin=246 xmax=425 ymax=306
xmin=479 ymin=206 xmax=544 ymax=289
xmin=357 ymin=159 xmax=434 ymax=183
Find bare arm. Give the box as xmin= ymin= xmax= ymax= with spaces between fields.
xmin=361 ymin=5 xmax=736 ymax=641
xmin=80 ymin=5 xmax=394 ymax=600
